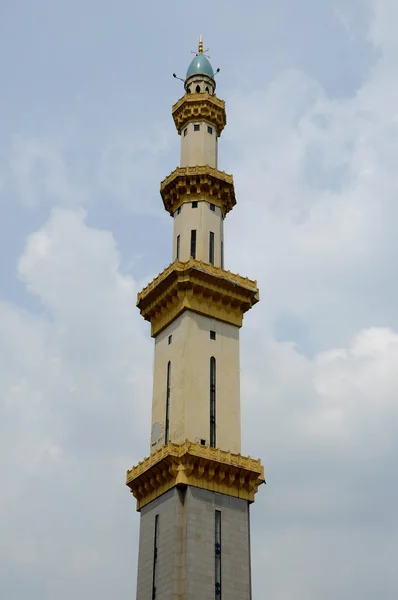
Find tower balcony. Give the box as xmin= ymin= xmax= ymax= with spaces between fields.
xmin=172 ymin=92 xmax=226 ymax=136
xmin=126 ymin=440 xmax=265 ymax=511
xmin=160 ymin=165 xmax=236 ymax=217
xmin=137 ymin=258 xmax=259 ymax=337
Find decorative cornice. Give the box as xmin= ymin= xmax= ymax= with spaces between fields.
xmin=137 ymin=258 xmax=259 ymax=337
xmin=138 ymin=258 xmax=257 ymax=301
xmin=160 ymin=165 xmax=236 ymax=217
xmin=172 ymin=93 xmax=226 ymax=136
xmin=126 ymin=440 xmax=265 ymax=511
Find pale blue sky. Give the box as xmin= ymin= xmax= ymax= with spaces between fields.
xmin=1 ymin=1 xmax=397 ymax=599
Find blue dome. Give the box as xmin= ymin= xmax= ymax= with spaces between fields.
xmin=186 ymin=54 xmax=214 ymax=79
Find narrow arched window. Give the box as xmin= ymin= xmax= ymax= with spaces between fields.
xmin=196 ymin=84 xmax=201 ymax=93
xmin=215 ymin=510 xmax=222 ymax=597
xmin=176 ymin=234 xmax=180 ymax=260
xmin=209 ymin=231 xmax=215 ymax=265
xmin=152 ymin=515 xmax=159 ymax=599
xmin=190 ymin=230 xmax=197 ymax=259
xmin=165 ymin=361 xmax=171 ymax=444
xmin=210 ymin=357 xmax=216 ymax=448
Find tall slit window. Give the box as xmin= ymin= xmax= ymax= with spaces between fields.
xmin=190 ymin=230 xmax=197 ymax=259
xmin=215 ymin=510 xmax=221 ymax=598
xmin=210 ymin=357 xmax=216 ymax=448
xmin=165 ymin=362 xmax=171 ymax=444
xmin=209 ymin=232 xmax=215 ymax=265
xmin=152 ymin=515 xmax=159 ymax=599
xmin=176 ymin=235 xmax=180 ymax=260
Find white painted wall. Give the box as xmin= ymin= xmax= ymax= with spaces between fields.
xmin=180 ymin=120 xmax=218 ymax=168
xmin=185 ymin=74 xmax=215 ymax=95
xmin=172 ymin=201 xmax=224 ymax=266
xmin=150 ymin=311 xmax=241 ymax=455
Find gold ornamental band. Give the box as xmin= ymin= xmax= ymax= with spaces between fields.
xmin=172 ymin=92 xmax=227 ymax=137
xmin=137 ymin=258 xmax=259 ymax=337
xmin=160 ymin=165 xmax=236 ymax=217
xmin=126 ymin=440 xmax=265 ymax=511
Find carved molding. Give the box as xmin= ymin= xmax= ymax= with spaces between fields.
xmin=126 ymin=440 xmax=265 ymax=511
xmin=137 ymin=258 xmax=259 ymax=337
xmin=172 ymin=93 xmax=227 ymax=136
xmin=160 ymin=165 xmax=236 ymax=217
xmin=138 ymin=258 xmax=257 ymax=300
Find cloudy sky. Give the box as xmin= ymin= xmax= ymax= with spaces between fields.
xmin=1 ymin=0 xmax=397 ymax=598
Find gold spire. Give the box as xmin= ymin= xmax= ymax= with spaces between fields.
xmin=192 ymin=35 xmax=210 ymax=57
xmin=198 ymin=34 xmax=203 ymax=54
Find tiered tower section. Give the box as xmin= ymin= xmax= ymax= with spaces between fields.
xmin=127 ymin=37 xmax=264 ymax=600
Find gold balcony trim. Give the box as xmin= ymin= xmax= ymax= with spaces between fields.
xmin=172 ymin=92 xmax=227 ymax=136
xmin=136 ymin=259 xmax=259 ymax=336
xmin=138 ymin=258 xmax=257 ymax=302
xmin=126 ymin=440 xmax=265 ymax=511
xmin=160 ymin=165 xmax=236 ymax=217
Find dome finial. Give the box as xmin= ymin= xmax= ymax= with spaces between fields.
xmin=198 ymin=34 xmax=203 ymax=54
xmin=192 ymin=35 xmax=210 ymax=58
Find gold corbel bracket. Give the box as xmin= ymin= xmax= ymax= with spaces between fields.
xmin=126 ymin=440 xmax=265 ymax=511
xmin=136 ymin=258 xmax=259 ymax=337
xmin=160 ymin=165 xmax=234 ymax=216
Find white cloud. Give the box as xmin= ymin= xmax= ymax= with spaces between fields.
xmin=5 ymin=126 xmax=175 ymax=217
xmin=243 ymin=326 xmax=398 ymax=599
xmin=8 ymin=136 xmax=88 ymax=208
xmin=0 ymin=209 xmax=153 ymax=598
xmin=96 ymin=127 xmax=175 ymax=215
xmin=224 ymin=1 xmax=398 ymax=595
xmin=224 ymin=0 xmax=398 ymax=351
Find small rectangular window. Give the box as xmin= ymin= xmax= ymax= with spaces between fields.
xmin=210 ymin=203 xmax=216 ymax=212
xmin=176 ymin=234 xmax=180 ymax=260
xmin=168 ymin=335 xmax=172 ymax=345
xmin=194 ymin=124 xmax=200 ymax=131
xmin=190 ymin=230 xmax=197 ymax=259
xmin=184 ymin=128 xmax=188 ymax=136
xmin=200 ymin=439 xmax=206 ymax=446
xmin=209 ymin=232 xmax=215 ymax=265
xmin=210 ymin=330 xmax=216 ymax=340
xmin=208 ymin=126 xmax=213 ymax=134
xmin=192 ymin=201 xmax=198 ymax=208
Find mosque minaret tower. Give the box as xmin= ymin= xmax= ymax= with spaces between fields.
xmin=126 ymin=36 xmax=264 ymax=600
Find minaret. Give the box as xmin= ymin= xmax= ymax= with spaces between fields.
xmin=127 ymin=37 xmax=264 ymax=600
